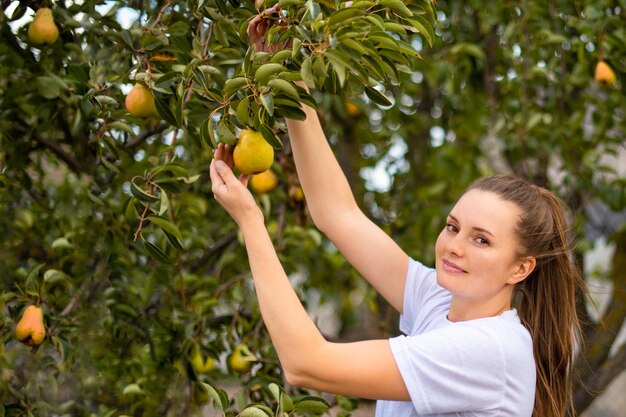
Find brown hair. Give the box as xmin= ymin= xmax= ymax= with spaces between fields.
xmin=467 ymin=174 xmax=583 ymax=417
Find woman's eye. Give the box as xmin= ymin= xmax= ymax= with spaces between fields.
xmin=446 ymin=224 xmax=458 ymax=233
xmin=475 ymin=236 xmax=489 ymax=245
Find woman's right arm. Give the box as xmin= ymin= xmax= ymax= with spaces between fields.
xmin=286 ymin=100 xmax=409 ymax=313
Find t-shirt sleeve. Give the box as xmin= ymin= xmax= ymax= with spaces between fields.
xmin=389 ymin=323 xmax=506 ymax=415
xmin=400 ymin=258 xmax=450 ymax=334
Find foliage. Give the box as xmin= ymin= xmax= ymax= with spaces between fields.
xmin=0 ymin=0 xmax=624 ymax=416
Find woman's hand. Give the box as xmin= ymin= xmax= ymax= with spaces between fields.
xmin=246 ymin=4 xmax=290 ymax=53
xmin=209 ymin=144 xmax=263 ymax=226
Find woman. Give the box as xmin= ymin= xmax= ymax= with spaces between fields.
xmin=209 ymin=12 xmax=583 ymax=417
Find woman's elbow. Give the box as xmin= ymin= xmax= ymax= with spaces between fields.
xmin=283 ymin=366 xmax=305 ymax=387
xmin=282 ymin=356 xmax=326 ymax=390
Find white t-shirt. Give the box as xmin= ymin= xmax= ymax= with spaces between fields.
xmin=375 ymin=258 xmax=536 ymax=417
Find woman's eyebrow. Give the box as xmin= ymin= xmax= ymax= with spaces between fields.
xmin=448 ymin=214 xmax=494 ymax=237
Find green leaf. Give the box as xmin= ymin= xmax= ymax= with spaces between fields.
xmin=259 ymin=94 xmax=274 ymax=116
xmin=279 ymin=0 xmax=304 ymax=7
xmin=155 ymin=94 xmax=178 ymax=127
xmin=240 ymin=406 xmax=272 ymax=417
xmin=260 ymin=124 xmax=283 ymax=149
xmin=130 ymin=180 xmax=160 ymax=203
xmin=268 ymin=78 xmax=300 ymax=100
xmin=340 ymin=37 xmax=366 ymax=55
xmin=25 ymin=263 xmax=46 ymax=286
xmin=300 ymin=56 xmax=316 ymax=88
xmin=43 ymin=269 xmax=70 ymax=285
xmin=254 ymin=63 xmax=287 ymax=85
xmin=108 ymin=121 xmax=136 ymax=135
xmin=384 ymin=21 xmax=407 ymax=34
xmin=142 ymin=240 xmax=172 ymax=264
xmin=223 ymin=77 xmax=248 ymax=98
xmin=123 ymin=198 xmax=139 ymax=223
xmin=292 ymin=38 xmax=302 ymax=58
xmin=326 ymin=8 xmax=366 ymax=29
xmin=365 ymin=86 xmax=393 ymax=107
xmin=122 ymin=384 xmax=144 ymax=396
xmin=217 ymin=120 xmax=237 ymax=145
xmin=167 ymin=21 xmax=190 ymax=36
xmin=198 ymin=382 xmax=229 ymax=410
xmin=275 ymin=105 xmax=307 ymax=120
xmin=270 ymin=50 xmax=293 ymax=63
xmin=236 ymin=96 xmax=250 ymax=126
xmin=158 ymin=191 xmax=169 ymax=216
xmin=406 ymin=15 xmax=434 ymax=47
xmin=36 ymin=75 xmax=66 ymax=99
xmin=380 ymin=0 xmax=413 ymax=17
xmin=448 ymin=42 xmax=485 ymax=61
xmin=147 ymin=216 xmax=183 ymax=247
xmin=200 ymin=116 xmax=216 ymax=151
xmin=293 ymin=397 xmax=330 ymax=413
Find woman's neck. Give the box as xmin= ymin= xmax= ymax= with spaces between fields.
xmin=447 ymin=295 xmax=512 ymax=322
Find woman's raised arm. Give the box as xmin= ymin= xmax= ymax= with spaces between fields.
xmin=286 ymin=102 xmax=409 ymax=313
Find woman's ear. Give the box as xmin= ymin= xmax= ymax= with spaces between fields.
xmin=508 ymin=256 xmax=537 ymax=285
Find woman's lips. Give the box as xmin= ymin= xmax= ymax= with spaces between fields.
xmin=442 ymin=259 xmax=467 ymax=273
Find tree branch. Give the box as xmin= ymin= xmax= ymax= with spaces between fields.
xmin=31 ymin=131 xmax=83 ymax=173
xmin=189 ymin=232 xmax=237 ymax=273
xmin=0 ymin=14 xmax=37 ymax=65
xmin=574 ymin=229 xmax=626 ymax=413
xmin=125 ymin=122 xmax=169 ymax=148
xmin=575 ymin=342 xmax=626 ymax=413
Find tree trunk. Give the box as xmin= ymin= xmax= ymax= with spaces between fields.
xmin=573 ymin=230 xmax=626 ymax=414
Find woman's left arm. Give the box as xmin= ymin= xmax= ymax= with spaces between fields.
xmin=209 ymin=145 xmax=409 ymax=401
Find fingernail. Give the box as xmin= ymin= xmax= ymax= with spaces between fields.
xmin=215 ymin=160 xmax=226 ymax=171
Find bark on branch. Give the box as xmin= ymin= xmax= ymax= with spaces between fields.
xmin=574 ymin=230 xmax=626 ymax=413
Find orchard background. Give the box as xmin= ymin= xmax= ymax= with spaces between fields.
xmin=1 ymin=0 xmax=625 ymax=416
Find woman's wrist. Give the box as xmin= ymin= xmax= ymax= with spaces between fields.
xmin=236 ymin=206 xmax=265 ymax=230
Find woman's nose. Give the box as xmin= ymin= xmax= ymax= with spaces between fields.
xmin=445 ymin=234 xmax=465 ymax=257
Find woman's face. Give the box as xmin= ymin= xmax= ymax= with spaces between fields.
xmin=435 ymin=189 xmax=532 ymax=314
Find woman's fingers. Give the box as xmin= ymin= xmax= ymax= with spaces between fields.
xmin=214 ymin=143 xmax=224 ymax=161
xmin=223 ymin=144 xmax=235 ymax=169
xmin=239 ymin=173 xmax=250 ymax=188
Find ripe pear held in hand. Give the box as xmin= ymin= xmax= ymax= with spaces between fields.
xmin=28 ymin=8 xmax=59 ymax=45
xmin=125 ymin=83 xmax=157 ymax=117
xmin=233 ymin=129 xmax=274 ymax=175
xmin=595 ymin=60 xmax=616 ymax=86
xmin=15 ymin=305 xmax=46 ymax=346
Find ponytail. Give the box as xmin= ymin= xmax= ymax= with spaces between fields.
xmin=468 ymin=175 xmax=584 ymax=417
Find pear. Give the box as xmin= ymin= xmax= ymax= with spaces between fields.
xmin=28 ymin=8 xmax=59 ymax=45
xmin=125 ymin=83 xmax=158 ymax=118
xmin=595 ymin=60 xmax=616 ymax=86
xmin=233 ymin=129 xmax=274 ymax=175
xmin=190 ymin=345 xmax=215 ymax=374
xmin=15 ymin=305 xmax=46 ymax=346
xmin=250 ymin=170 xmax=278 ymax=194
xmin=228 ymin=343 xmax=256 ymax=373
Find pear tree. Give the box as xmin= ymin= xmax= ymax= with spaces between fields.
xmin=1 ymin=0 xmax=625 ymax=416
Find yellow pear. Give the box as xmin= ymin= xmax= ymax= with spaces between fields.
xmin=595 ymin=60 xmax=616 ymax=86
xmin=233 ymin=129 xmax=274 ymax=175
xmin=228 ymin=343 xmax=256 ymax=373
xmin=250 ymin=169 xmax=278 ymax=193
xmin=190 ymin=345 xmax=215 ymax=374
xmin=125 ymin=83 xmax=157 ymax=117
xmin=345 ymin=101 xmax=361 ymax=117
xmin=290 ymin=185 xmax=304 ymax=202
xmin=15 ymin=305 xmax=46 ymax=346
xmin=28 ymin=8 xmax=59 ymax=45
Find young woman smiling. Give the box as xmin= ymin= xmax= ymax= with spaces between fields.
xmin=208 ymin=10 xmax=585 ymax=417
